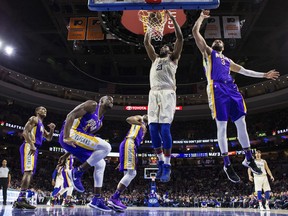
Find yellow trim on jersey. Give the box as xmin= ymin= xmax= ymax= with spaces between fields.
xmin=124 ymin=139 xmax=136 ymax=170
xmin=70 ymin=130 xmax=99 ymax=151
xmin=210 ymin=80 xmax=216 ymax=119
xmin=31 ymin=126 xmax=37 ymax=144
xmin=24 ymin=143 xmax=28 ymax=169
xmin=24 ymin=143 xmax=35 ymax=171
xmin=126 ymin=125 xmax=141 ymax=140
xmin=72 ymin=118 xmax=82 ymax=130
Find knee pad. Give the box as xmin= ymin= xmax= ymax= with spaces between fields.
xmin=120 ymin=170 xmax=137 ymax=187
xmin=149 ymin=123 xmax=162 ymax=149
xmin=160 ymin=123 xmax=172 ymax=149
xmin=93 ymin=159 xmax=106 ymax=187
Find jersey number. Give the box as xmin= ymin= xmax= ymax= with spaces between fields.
xmin=156 ymin=64 xmax=162 ymax=71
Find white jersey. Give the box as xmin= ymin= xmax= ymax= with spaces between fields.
xmin=253 ymin=159 xmax=267 ymax=177
xmin=150 ymin=56 xmax=177 ymax=90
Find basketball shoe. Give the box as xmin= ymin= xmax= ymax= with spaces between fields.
xmin=67 ymin=167 xmax=85 ymax=192
xmin=88 ymin=196 xmax=112 ymax=212
xmin=160 ymin=164 xmax=171 ymax=182
xmin=108 ymin=197 xmax=127 ymax=210
xmin=223 ymin=164 xmax=240 ymax=183
xmin=156 ymin=161 xmax=164 ymax=179
xmin=242 ymin=158 xmax=262 ymax=175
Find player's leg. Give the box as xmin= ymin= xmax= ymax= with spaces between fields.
xmin=13 ymin=143 xmax=37 ymax=209
xmin=62 ymin=131 xmax=111 ymax=193
xmin=263 ymin=177 xmax=271 ymax=210
xmin=215 ymin=119 xmax=240 ymax=183
xmin=108 ymin=169 xmax=136 ymax=210
xmin=212 ymin=83 xmax=240 ymax=183
xmin=254 ymin=177 xmax=265 ymax=210
xmin=231 ymin=92 xmax=262 ymax=175
xmin=109 ymin=139 xmax=137 ymax=210
xmin=88 ymin=159 xmax=111 ymax=212
xmin=158 ymin=89 xmax=176 ymax=182
xmin=148 ymin=90 xmax=164 ymax=179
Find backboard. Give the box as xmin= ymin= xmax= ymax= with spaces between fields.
xmin=144 ymin=167 xmax=158 ymax=179
xmin=88 ymin=0 xmax=220 ymax=11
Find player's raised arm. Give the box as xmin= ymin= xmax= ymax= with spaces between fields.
xmin=192 ymin=10 xmax=212 ymax=56
xmin=144 ymin=31 xmax=157 ymax=62
xmin=166 ymin=10 xmax=183 ymax=62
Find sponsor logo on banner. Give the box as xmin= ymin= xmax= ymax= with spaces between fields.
xmin=204 ymin=16 xmax=221 ymax=39
xmin=125 ymin=106 xmax=182 ymax=111
xmin=222 ymin=16 xmax=241 ymax=39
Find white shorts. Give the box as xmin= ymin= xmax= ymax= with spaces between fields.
xmin=148 ymin=89 xmax=176 ymax=124
xmin=254 ymin=175 xmax=271 ymax=192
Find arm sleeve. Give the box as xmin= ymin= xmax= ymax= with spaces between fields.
xmin=238 ymin=67 xmax=265 ymax=78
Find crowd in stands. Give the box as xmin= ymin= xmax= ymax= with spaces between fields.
xmin=0 ymin=99 xmax=288 ymax=209
xmin=0 ymin=100 xmax=288 ymax=144
xmin=1 ymin=143 xmax=288 ymax=209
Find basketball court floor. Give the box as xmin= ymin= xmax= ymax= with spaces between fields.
xmin=1 ymin=205 xmax=287 ymax=216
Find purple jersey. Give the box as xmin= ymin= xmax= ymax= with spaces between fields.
xmin=32 ymin=118 xmax=44 ymax=147
xmin=203 ymin=49 xmax=246 ymax=121
xmin=70 ymin=104 xmax=103 ymax=135
xmin=204 ymin=49 xmax=233 ymax=84
xmin=125 ymin=124 xmax=145 ymax=148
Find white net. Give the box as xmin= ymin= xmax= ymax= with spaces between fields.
xmin=138 ymin=10 xmax=167 ymax=41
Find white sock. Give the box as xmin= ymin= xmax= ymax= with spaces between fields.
xmin=164 ymin=156 xmax=171 ymax=165
xmin=157 ymin=152 xmax=164 ymax=161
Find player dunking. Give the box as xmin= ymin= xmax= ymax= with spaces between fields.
xmin=248 ymin=150 xmax=274 ymax=211
xmin=59 ymin=97 xmax=113 ymax=212
xmin=192 ymin=10 xmax=279 ymax=183
xmin=108 ymin=115 xmax=148 ymax=211
xmin=13 ymin=106 xmax=56 ymax=209
xmin=144 ymin=10 xmax=183 ymax=182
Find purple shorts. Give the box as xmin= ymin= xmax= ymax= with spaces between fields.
xmin=208 ymin=81 xmax=246 ymax=121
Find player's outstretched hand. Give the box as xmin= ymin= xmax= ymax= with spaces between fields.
xmin=264 ymin=69 xmax=280 ymax=80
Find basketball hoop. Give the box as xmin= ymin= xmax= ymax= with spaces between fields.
xmin=151 ymin=176 xmax=156 ymax=182
xmin=138 ymin=10 xmax=168 ymax=41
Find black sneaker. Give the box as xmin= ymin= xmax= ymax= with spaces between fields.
xmin=223 ymin=165 xmax=241 ymax=183
xmin=14 ymin=198 xmax=36 ymax=209
xmin=12 ymin=201 xmax=24 ymax=209
xmin=242 ymin=158 xmax=262 ymax=175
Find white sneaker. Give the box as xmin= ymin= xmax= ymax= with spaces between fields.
xmin=265 ymin=204 xmax=270 ymax=211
